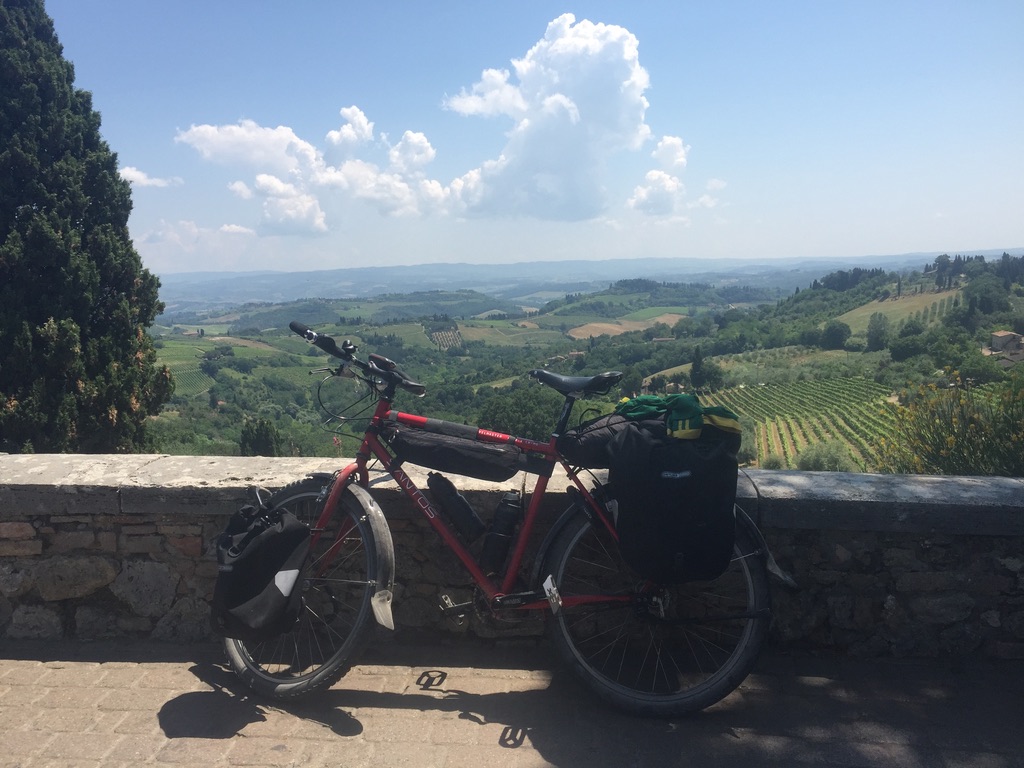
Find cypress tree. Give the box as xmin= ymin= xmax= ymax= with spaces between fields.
xmin=0 ymin=0 xmax=172 ymax=452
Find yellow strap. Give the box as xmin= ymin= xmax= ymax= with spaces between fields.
xmin=705 ymin=414 xmax=742 ymax=434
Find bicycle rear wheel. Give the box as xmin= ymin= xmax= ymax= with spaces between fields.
xmin=223 ymin=478 xmax=378 ymax=699
xmin=544 ymin=508 xmax=770 ymax=717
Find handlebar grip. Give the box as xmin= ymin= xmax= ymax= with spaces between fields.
xmin=289 ymin=320 xmax=312 ymax=338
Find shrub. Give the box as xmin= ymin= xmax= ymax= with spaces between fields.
xmin=796 ymin=440 xmax=857 ymax=472
xmin=877 ymin=372 xmax=1024 ymax=476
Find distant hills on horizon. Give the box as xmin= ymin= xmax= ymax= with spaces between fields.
xmin=156 ymin=248 xmax=1024 ymax=314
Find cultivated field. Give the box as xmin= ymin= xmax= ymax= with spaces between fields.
xmin=837 ymin=289 xmax=959 ymax=334
xmin=703 ymin=378 xmax=895 ymax=470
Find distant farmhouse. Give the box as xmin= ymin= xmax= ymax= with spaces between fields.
xmin=989 ymin=330 xmax=1024 ymax=369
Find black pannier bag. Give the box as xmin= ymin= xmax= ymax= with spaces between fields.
xmin=210 ymin=503 xmax=310 ymax=642
xmin=607 ymin=420 xmax=739 ymax=583
xmin=557 ymin=413 xmax=665 ymax=469
xmin=387 ymin=427 xmax=525 ymax=482
xmin=557 ymin=413 xmax=628 ymax=469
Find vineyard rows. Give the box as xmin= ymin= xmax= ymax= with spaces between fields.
xmin=430 ymin=329 xmax=464 ymax=350
xmin=702 ymin=378 xmax=897 ymax=470
xmin=168 ymin=365 xmax=215 ymax=397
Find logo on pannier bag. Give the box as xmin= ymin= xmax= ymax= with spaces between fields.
xmin=660 ymin=470 xmax=692 ymax=480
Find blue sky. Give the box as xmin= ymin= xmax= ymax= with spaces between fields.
xmin=45 ymin=1 xmax=1023 ymax=275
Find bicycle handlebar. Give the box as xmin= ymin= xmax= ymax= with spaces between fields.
xmin=288 ymin=320 xmax=355 ymax=360
xmin=290 ymin=320 xmax=426 ymax=396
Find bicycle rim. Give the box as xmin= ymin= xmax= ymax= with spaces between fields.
xmin=224 ymin=478 xmax=378 ymax=699
xmin=546 ymin=511 xmax=770 ymax=716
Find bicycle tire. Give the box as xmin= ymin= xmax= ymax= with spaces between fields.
xmin=543 ymin=507 xmax=771 ymax=717
xmin=223 ymin=478 xmax=378 ymax=699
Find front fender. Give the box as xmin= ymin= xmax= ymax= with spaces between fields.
xmin=344 ymin=483 xmax=397 ymax=630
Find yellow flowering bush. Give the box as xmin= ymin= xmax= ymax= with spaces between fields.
xmin=877 ymin=371 xmax=1024 ymax=476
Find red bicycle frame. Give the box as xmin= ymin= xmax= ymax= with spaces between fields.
xmin=313 ymin=395 xmax=621 ymax=610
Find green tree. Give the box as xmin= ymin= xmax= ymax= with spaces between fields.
xmin=477 ymin=382 xmax=565 ymax=441
xmin=0 ymin=1 xmax=172 ymax=452
xmin=690 ymin=346 xmax=705 ymax=386
xmin=820 ymin=320 xmax=852 ymax=350
xmin=240 ymin=417 xmax=282 ymax=457
xmin=865 ymin=312 xmax=891 ymax=352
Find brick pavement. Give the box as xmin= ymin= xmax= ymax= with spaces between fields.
xmin=1 ymin=637 xmax=1023 ymax=768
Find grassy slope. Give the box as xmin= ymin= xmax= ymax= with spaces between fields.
xmin=837 ymin=289 xmax=959 ymax=334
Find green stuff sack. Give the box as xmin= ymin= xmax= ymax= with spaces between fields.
xmin=615 ymin=393 xmax=740 ymax=441
xmin=665 ymin=394 xmax=704 ymax=439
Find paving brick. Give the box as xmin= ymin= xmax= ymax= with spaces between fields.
xmin=225 ymin=737 xmax=311 ymax=766
xmin=155 ymin=737 xmax=230 ymax=765
xmin=113 ymin=709 xmax=164 ymax=736
xmin=427 ymin=711 xmax=501 ymax=747
xmin=1 ymin=729 xmax=56 ymax=760
xmin=105 ymin=734 xmax=177 ymax=764
xmin=34 ymin=685 xmax=112 ymax=708
xmin=301 ymin=741 xmax=376 ymax=768
xmin=39 ymin=731 xmax=119 ymax=761
xmin=96 ymin=688 xmax=177 ymax=711
xmin=0 ymin=702 xmax=38 ymax=728
xmin=367 ymin=743 xmax=448 ymax=768
xmin=134 ymin=666 xmax=209 ymax=690
xmin=0 ymin=683 xmax=47 ymax=705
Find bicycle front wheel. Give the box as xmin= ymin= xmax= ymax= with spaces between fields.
xmin=544 ymin=508 xmax=771 ymax=717
xmin=223 ymin=477 xmax=379 ymax=699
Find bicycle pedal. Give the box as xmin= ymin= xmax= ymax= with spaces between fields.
xmin=439 ymin=594 xmax=472 ymax=625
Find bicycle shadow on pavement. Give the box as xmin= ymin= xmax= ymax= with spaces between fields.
xmin=157 ymin=659 xmax=363 ymax=739
xmin=164 ymin=646 xmax=1024 ymax=768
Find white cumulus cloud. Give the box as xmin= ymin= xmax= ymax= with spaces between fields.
xmin=219 ymin=224 xmax=255 ymax=235
xmin=175 ymin=119 xmax=319 ymax=176
xmin=444 ymin=13 xmax=653 ymax=219
xmin=252 ymin=173 xmax=327 ymax=233
xmin=326 ymin=106 xmax=375 ymax=146
xmin=119 ymin=166 xmax=182 ymax=187
xmin=652 ymin=136 xmax=690 ymax=169
xmin=228 ymin=180 xmax=253 ymax=199
xmin=388 ymin=131 xmax=436 ymax=175
xmin=445 ymin=68 xmax=528 ymax=118
xmin=628 ymin=170 xmax=684 ymax=215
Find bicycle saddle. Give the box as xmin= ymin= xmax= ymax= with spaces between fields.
xmin=529 ymin=369 xmax=623 ymax=397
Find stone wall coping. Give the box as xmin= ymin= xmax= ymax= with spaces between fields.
xmin=2 ymin=455 xmax=1022 ymax=536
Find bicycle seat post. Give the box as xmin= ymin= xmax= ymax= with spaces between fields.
xmin=552 ymin=395 xmax=578 ymax=438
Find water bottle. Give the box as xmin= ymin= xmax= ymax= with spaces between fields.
xmin=427 ymin=472 xmax=485 ymax=542
xmin=480 ymin=491 xmax=521 ymax=574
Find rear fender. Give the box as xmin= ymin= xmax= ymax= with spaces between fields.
xmin=737 ymin=505 xmax=798 ymax=590
xmin=529 ymin=488 xmax=590 ymax=588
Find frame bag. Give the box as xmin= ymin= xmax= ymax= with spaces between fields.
xmin=210 ymin=503 xmax=310 ymax=642
xmin=607 ymin=420 xmax=739 ymax=584
xmin=388 ymin=427 xmax=525 ymax=481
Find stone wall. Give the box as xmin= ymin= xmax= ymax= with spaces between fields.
xmin=1 ymin=455 xmax=1022 ymax=659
